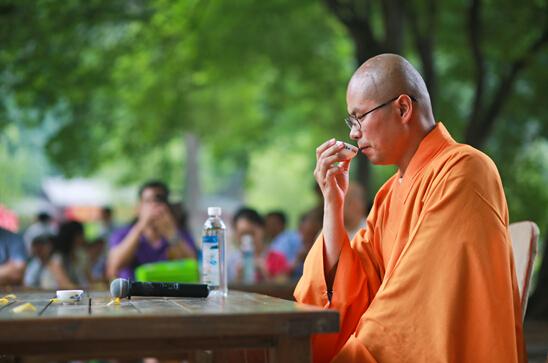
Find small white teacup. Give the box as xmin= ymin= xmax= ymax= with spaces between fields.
xmin=56 ymin=290 xmax=84 ymax=303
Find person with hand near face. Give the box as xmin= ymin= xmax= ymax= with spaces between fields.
xmin=228 ymin=207 xmax=290 ymax=284
xmin=107 ymin=180 xmax=197 ymax=280
xmin=295 ymin=54 xmax=524 ymax=363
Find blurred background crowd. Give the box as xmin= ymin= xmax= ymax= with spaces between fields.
xmin=0 ymin=179 xmax=369 ymax=290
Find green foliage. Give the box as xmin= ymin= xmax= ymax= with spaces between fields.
xmin=1 ymin=0 xmax=354 ymax=186
xmin=0 ymin=124 xmax=51 ymax=205
xmin=246 ymin=132 xmax=320 ymax=228
xmin=0 ymin=0 xmax=546 ymax=232
xmin=508 ymin=140 xmax=548 ymax=229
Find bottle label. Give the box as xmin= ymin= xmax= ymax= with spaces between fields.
xmin=202 ymin=235 xmax=220 ymax=286
xmin=203 ymin=235 xmax=218 ymax=244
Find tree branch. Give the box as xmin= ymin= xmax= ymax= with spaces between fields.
xmin=470 ymin=25 xmax=548 ymax=147
xmin=404 ymin=0 xmax=437 ymax=108
xmin=466 ymin=0 xmax=486 ymax=142
xmin=380 ymin=0 xmax=405 ymax=52
xmin=324 ymin=0 xmax=380 ymax=55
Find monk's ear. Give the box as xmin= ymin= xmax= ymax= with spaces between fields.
xmin=397 ymin=95 xmax=413 ymax=124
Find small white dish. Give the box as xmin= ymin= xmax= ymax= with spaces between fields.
xmin=56 ymin=290 xmax=84 ymax=303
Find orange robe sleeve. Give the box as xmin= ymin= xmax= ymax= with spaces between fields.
xmin=295 ymin=148 xmax=524 ymax=363
xmin=294 ymin=201 xmax=385 ymax=363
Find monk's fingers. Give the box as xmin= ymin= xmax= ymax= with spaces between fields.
xmin=324 ymin=164 xmax=346 ymax=189
xmin=315 ymin=142 xmax=348 ymax=192
xmin=317 ymin=153 xmax=344 ymax=180
xmin=326 ymin=164 xmax=347 ymax=180
xmin=314 ymin=167 xmax=330 ymax=194
xmin=316 ymin=138 xmax=336 ymax=160
xmin=316 ymin=162 xmax=336 ymax=187
xmin=315 ymin=141 xmax=345 ymax=185
xmin=316 ymin=140 xmax=345 ymax=161
xmin=325 ymin=165 xmax=338 ymax=180
xmin=339 ymin=159 xmax=351 ymax=173
xmin=313 ymin=163 xmax=323 ymax=185
xmin=317 ymin=142 xmax=347 ymax=171
xmin=313 ymin=168 xmax=323 ymax=190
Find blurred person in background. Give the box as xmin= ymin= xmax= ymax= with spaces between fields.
xmin=24 ymin=234 xmax=54 ymax=288
xmin=265 ymin=211 xmax=301 ymax=265
xmin=343 ymin=182 xmax=368 ymax=239
xmin=0 ymin=227 xmax=27 ymax=286
xmin=228 ymin=207 xmax=290 ymax=283
xmin=23 ymin=211 xmax=57 ymax=254
xmin=41 ymin=220 xmax=88 ymax=289
xmin=89 ymin=206 xmax=117 ymax=284
xmin=169 ymin=201 xmax=196 ymax=248
xmin=107 ymin=180 xmax=197 ymax=280
xmin=86 ymin=237 xmax=107 ymax=285
xmin=265 ymin=211 xmax=301 ymax=264
xmin=291 ymin=208 xmax=323 ymax=280
xmin=98 ymin=206 xmax=116 ymax=242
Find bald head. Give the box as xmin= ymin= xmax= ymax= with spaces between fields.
xmin=348 ymin=54 xmax=434 ymax=122
xmin=346 ymin=54 xmax=436 ymax=172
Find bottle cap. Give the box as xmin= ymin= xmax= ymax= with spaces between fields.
xmin=207 ymin=207 xmax=222 ymax=216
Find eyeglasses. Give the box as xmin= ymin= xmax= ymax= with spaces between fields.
xmin=344 ymin=95 xmax=417 ymax=130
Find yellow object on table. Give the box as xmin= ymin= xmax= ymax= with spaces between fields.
xmin=12 ymin=303 xmax=37 ymax=313
xmin=107 ymin=297 xmax=121 ymax=306
xmin=0 ymin=294 xmax=17 ymax=305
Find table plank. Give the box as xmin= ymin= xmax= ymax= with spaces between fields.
xmin=230 ymin=281 xmax=297 ymax=301
xmin=129 ymin=297 xmax=192 ymax=315
xmin=0 ymin=291 xmax=55 ymax=318
xmin=169 ymin=291 xmax=322 ymax=315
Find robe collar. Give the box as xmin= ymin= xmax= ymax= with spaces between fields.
xmin=399 ymin=122 xmax=456 ymax=201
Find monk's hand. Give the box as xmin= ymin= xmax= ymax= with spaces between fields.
xmin=314 ymin=139 xmax=351 ymax=208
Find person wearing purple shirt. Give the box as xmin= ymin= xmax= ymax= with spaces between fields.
xmin=107 ymin=180 xmax=197 ymax=280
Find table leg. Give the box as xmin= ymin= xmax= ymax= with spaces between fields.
xmin=270 ymin=336 xmax=311 ymax=363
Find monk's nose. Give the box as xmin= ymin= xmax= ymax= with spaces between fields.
xmin=349 ymin=127 xmax=361 ymax=140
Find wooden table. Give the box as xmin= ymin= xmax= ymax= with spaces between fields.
xmin=229 ymin=282 xmax=298 ymax=301
xmin=0 ymin=290 xmax=338 ymax=362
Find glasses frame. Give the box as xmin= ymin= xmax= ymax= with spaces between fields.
xmin=345 ymin=94 xmax=417 ymax=130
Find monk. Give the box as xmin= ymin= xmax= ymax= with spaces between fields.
xmin=294 ymin=54 xmax=524 ymax=362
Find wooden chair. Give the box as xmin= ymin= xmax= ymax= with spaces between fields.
xmin=509 ymin=221 xmax=540 ymax=320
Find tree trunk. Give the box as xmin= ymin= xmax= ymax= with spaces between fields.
xmin=464 ymin=4 xmax=548 ymax=148
xmin=323 ymin=0 xmax=408 ymax=200
xmin=184 ymin=133 xmax=202 ymax=241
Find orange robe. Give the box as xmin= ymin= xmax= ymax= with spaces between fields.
xmin=295 ymin=123 xmax=524 ymax=362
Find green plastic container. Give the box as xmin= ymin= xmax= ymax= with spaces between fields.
xmin=134 ymin=259 xmax=199 ymax=283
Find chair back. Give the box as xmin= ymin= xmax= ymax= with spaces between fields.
xmin=509 ymin=221 xmax=539 ymax=319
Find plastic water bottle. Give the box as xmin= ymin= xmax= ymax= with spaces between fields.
xmin=201 ymin=207 xmax=227 ymax=296
xmin=241 ymin=234 xmax=255 ymax=284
